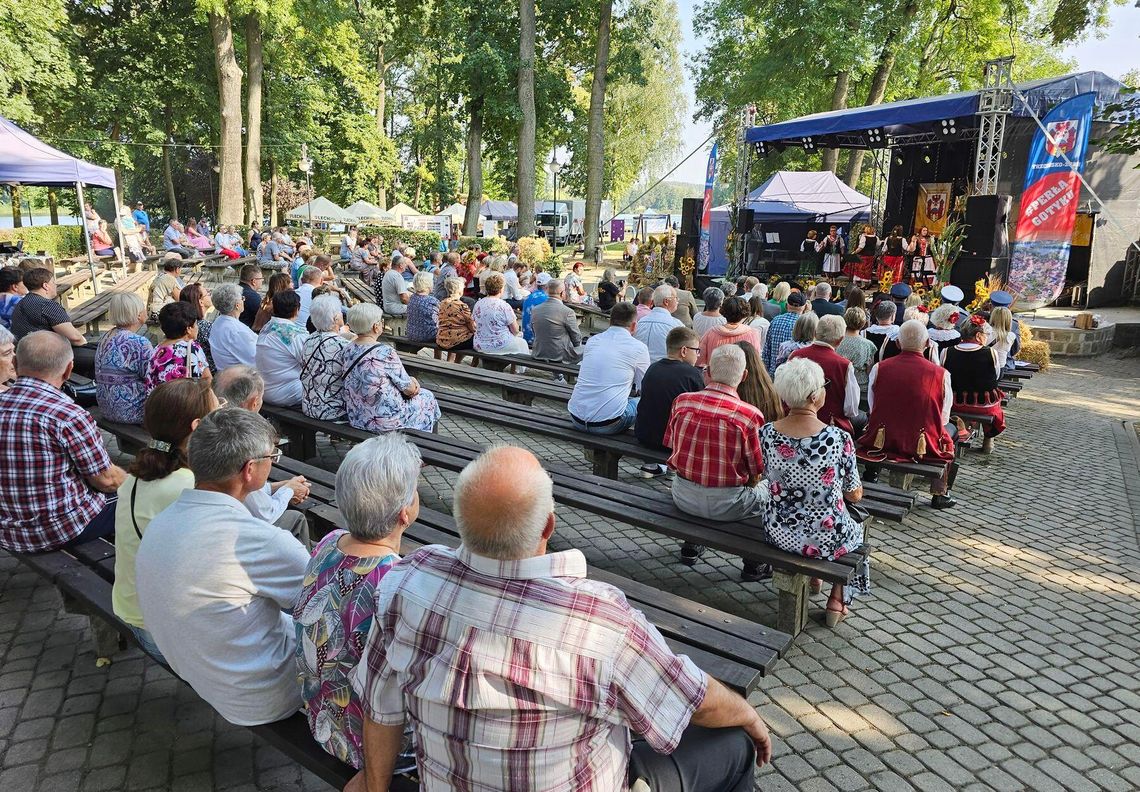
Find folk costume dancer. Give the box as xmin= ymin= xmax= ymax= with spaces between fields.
xmin=880 ymin=226 xmax=907 ymax=283
xmin=848 ymin=225 xmax=878 ymax=287
xmin=908 ymin=226 xmax=936 ymax=287
xmin=816 ymin=226 xmax=844 ymax=276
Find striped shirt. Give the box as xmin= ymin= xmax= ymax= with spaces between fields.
xmin=664 ymin=383 xmax=766 ymax=488
xmin=352 ymin=544 xmax=707 ymax=792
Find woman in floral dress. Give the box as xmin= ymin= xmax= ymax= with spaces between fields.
xmin=300 ymin=294 xmax=352 ymax=421
xmin=145 ymin=302 xmax=210 ymax=391
xmin=341 ymin=303 xmax=440 ymax=433
xmin=95 ymin=293 xmax=154 ymax=424
xmin=763 ymin=357 xmax=867 ymax=626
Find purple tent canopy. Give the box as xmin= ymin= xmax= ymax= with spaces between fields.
xmin=0 ymin=116 xmax=116 ymax=188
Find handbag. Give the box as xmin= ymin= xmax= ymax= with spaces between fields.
xmin=845 ymin=498 xmax=872 ymax=524
xmin=62 ymin=379 xmax=98 ymax=407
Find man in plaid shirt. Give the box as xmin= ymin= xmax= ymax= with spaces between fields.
xmin=353 ymin=446 xmax=770 ymax=792
xmin=665 ymin=344 xmax=772 ymax=581
xmin=762 ymin=289 xmax=808 ymax=375
xmin=0 ymin=332 xmax=125 ymax=552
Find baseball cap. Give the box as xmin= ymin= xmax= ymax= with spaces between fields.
xmin=787 ymin=291 xmax=807 ymax=307
xmin=536 ymin=272 xmax=552 ymax=286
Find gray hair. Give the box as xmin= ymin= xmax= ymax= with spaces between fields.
xmin=773 ymin=357 xmax=826 ymax=409
xmin=816 ymin=314 xmax=846 ymax=345
xmin=444 ymin=276 xmax=465 ymax=298
xmin=213 ymin=364 xmax=264 ymax=406
xmin=708 ymin=343 xmax=746 ymax=386
xmin=211 ymin=283 xmax=243 ymax=316
xmin=897 ymin=319 xmax=930 ymax=352
xmin=601 ymin=267 xmax=617 ymax=283
xmin=454 ymin=446 xmax=554 ymax=560
xmin=816 ymin=282 xmax=832 ymax=300
xmin=188 ymin=408 xmax=278 ymax=484
xmin=347 ymin=302 xmax=384 ymax=335
xmin=309 ymin=294 xmax=343 ymax=332
xmin=0 ymin=324 xmax=13 ymax=347
xmin=108 ymin=292 xmax=146 ymax=327
xmin=652 ymin=284 xmax=676 ymax=306
xmin=16 ymin=331 xmax=73 ymax=378
xmin=873 ymin=301 xmax=895 ymax=323
xmin=792 ymin=311 xmax=818 ymax=343
xmin=301 ymin=266 xmax=323 ymax=285
xmin=336 ymin=434 xmax=422 ymax=540
xmin=702 ymin=286 xmax=724 ymax=312
xmin=753 ymin=282 xmax=768 ymax=300
xmin=546 ymin=278 xmax=564 ymax=297
xmin=412 ymin=271 xmax=433 ymax=294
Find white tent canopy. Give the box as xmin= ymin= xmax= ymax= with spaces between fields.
xmin=440 ymin=202 xmax=467 ymax=223
xmin=387 ymin=202 xmax=419 ymax=220
xmin=345 ymin=200 xmax=395 ymax=224
xmin=285 ymin=196 xmax=359 ymax=224
xmin=480 ymin=200 xmax=518 ymax=221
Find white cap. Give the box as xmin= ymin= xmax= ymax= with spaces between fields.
xmin=536 ymin=272 xmax=552 ymax=286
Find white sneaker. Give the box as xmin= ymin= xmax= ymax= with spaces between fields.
xmin=639 ymin=463 xmax=669 ymax=479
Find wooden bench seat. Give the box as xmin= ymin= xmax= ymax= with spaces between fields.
xmin=69 ymin=271 xmax=160 ymax=333
xmin=397 ymin=351 xmax=574 ymax=406
xmin=383 ymin=334 xmax=581 ymax=380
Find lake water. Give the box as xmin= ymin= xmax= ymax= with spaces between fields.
xmin=0 ymin=216 xmax=82 ymax=229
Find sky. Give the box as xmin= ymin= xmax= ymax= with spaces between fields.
xmin=667 ymin=2 xmax=1140 ymax=185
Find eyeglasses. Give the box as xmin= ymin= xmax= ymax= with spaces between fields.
xmin=248 ymin=449 xmax=283 ymax=465
xmin=682 ymin=346 xmax=700 ymax=354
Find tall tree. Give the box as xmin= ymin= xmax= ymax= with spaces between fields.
xmin=516 ymin=0 xmax=537 ymax=236
xmin=208 ymin=9 xmax=245 ymax=224
xmin=462 ymin=98 xmax=484 ymax=235
xmin=245 ymin=13 xmax=264 ymax=224
xmin=820 ymin=71 xmax=849 ymax=173
xmin=582 ymin=0 xmax=613 ymax=260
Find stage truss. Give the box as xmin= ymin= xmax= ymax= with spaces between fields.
xmin=975 ymin=57 xmax=1014 ymax=194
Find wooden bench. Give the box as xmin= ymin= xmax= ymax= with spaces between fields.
xmin=69 ymin=271 xmax=159 ymax=334
xmin=202 ymin=254 xmax=256 ymax=282
xmin=397 ymin=351 xmax=574 ymax=406
xmin=383 ymin=334 xmax=580 ymax=380
xmin=567 ymin=301 xmax=611 ymax=333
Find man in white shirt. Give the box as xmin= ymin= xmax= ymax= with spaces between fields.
xmin=502 ymin=262 xmax=528 ymax=309
xmin=381 ymin=257 xmax=411 ymax=316
xmin=294 ymin=266 xmax=323 ymax=328
xmin=136 ymin=408 xmax=311 ymax=726
xmin=568 ymin=303 xmax=650 ymax=435
xmin=633 ymin=284 xmax=683 ymax=363
xmin=208 ymin=284 xmax=258 ymax=370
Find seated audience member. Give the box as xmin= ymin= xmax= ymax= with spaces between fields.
xmin=762 ymin=291 xmax=807 ymax=375
xmin=841 ymin=285 xmax=867 ymax=314
xmin=750 ymin=281 xmax=769 ymax=302
xmin=301 ymin=295 xmax=353 ymax=421
xmin=664 ymin=344 xmax=769 ymax=578
xmin=184 ymin=220 xmax=213 ymax=251
xmin=259 ymin=232 xmax=290 ymax=270
xmin=746 ymin=295 xmax=770 ymax=351
xmin=254 ymin=272 xmax=293 ymax=333
xmin=568 ymin=302 xmax=649 ymax=435
xmin=213 ymin=225 xmax=245 ymax=258
xmin=340 ymin=227 xmax=358 ymax=262
xmin=295 ymin=435 xmax=420 ymax=774
xmin=809 ymin=281 xmax=843 ymax=317
xmin=595 ymin=267 xmax=625 ymax=311
xmin=788 ymin=314 xmax=862 ymax=436
xmin=473 ymin=273 xmax=529 ymax=356
xmin=765 ymin=281 xmax=791 ymax=320
xmin=734 ymin=341 xmax=783 ymax=423
xmin=147 ymin=302 xmax=211 ymax=389
xmin=256 ymin=290 xmax=308 ymax=407
xmin=341 ymin=303 xmax=440 ymax=432
xmin=502 ymin=261 xmax=530 ymax=310
xmin=162 ymin=220 xmax=196 ymax=259
xmin=114 ymin=380 xmax=219 ymax=660
xmin=294 ymin=266 xmax=324 ymax=329
xmin=633 ymin=284 xmax=683 ymax=363
xmin=90 ymin=219 xmax=116 ymax=256
xmin=521 ymin=272 xmax=551 ymax=343
xmin=208 ymin=283 xmax=258 ymax=370
xmin=179 ymin=283 xmax=215 ymax=369
xmin=928 ymin=304 xmax=963 ymax=351
xmin=436 ymin=276 xmax=476 ymax=364
xmin=692 ymin=287 xmax=727 ymax=338
xmin=634 ymin=326 xmax=703 ymax=477
xmin=564 ymin=261 xmax=588 ymax=304
xmin=696 ymin=296 xmax=762 ymax=379
xmin=763 ymin=358 xmax=866 ymax=625
xmin=238 ymin=265 xmax=264 ymax=327
xmin=634 ymin=286 xmax=655 ymax=320
xmin=94 ymin=292 xmax=154 ymax=424
xmin=147 ymin=258 xmax=183 ymax=321
xmin=10 ymin=268 xmax=86 ymax=346
xmin=530 ymin=278 xmax=583 ymax=364
xmin=941 ymin=315 xmax=1005 ymax=452
xmin=879 ymin=306 xmax=937 ymax=362
xmin=0 ymin=326 xmax=14 ymax=391
xmin=888 ymin=282 xmax=911 ymax=324
xmin=0 ymin=266 xmax=27 ymax=329
xmin=865 ymin=300 xmax=899 ymax=355
xmin=836 ymin=307 xmax=878 ymax=393
xmin=988 ymin=306 xmax=1019 ymax=370
xmin=406 ymin=271 xmax=441 ymax=343
xmin=432 ymin=252 xmax=459 ymax=300
xmin=774 ymin=308 xmax=817 ymax=371
xmin=351 ymin=445 xmax=770 ymax=791
xmin=0 ymin=332 xmax=125 ymax=551
xmin=665 ymin=275 xmax=696 ymax=327
xmin=136 ymin=408 xmax=310 ymax=725
xmin=380 ymin=257 xmax=412 ymax=315
xmin=860 ymin=320 xmax=959 ymax=509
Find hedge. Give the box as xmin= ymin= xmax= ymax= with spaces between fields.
xmin=359 ymin=225 xmax=442 ymax=252
xmin=0 ymin=225 xmax=86 ymax=257
xmin=457 ymin=235 xmax=510 ymax=254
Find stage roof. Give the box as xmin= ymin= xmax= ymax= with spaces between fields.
xmin=745 ymin=71 xmax=1124 ymax=147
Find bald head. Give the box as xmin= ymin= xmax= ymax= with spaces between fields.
xmin=16 ymin=331 xmax=73 ymax=384
xmin=453 ymin=446 xmax=555 ymax=560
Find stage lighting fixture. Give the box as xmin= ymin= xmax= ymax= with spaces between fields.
xmin=940 ymin=118 xmax=957 ymax=136
xmin=894 ymin=155 xmax=904 ymax=166
xmin=801 ymin=137 xmax=816 ymax=151
xmin=755 ymin=141 xmax=768 ymax=157
xmin=923 ymin=154 xmax=932 ymax=163
xmin=865 ymin=127 xmax=883 ymax=144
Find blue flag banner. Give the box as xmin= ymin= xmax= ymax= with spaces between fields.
xmin=698 ymin=141 xmax=718 ymax=272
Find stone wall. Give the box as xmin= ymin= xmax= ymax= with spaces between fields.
xmin=1028 ymin=322 xmax=1116 ymax=357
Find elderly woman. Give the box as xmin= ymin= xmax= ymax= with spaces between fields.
xmin=341 ymin=303 xmax=440 ymax=432
xmin=436 ymin=276 xmax=476 ymax=365
xmin=179 ymin=283 xmax=215 ymax=370
xmin=256 ymin=290 xmax=308 ymax=407
xmin=767 ymin=281 xmax=791 ymax=317
xmin=207 ymin=283 xmax=257 ymax=369
xmin=146 ymin=301 xmax=211 ymax=389
xmin=117 ymin=206 xmax=147 ymax=264
xmin=406 ymin=271 xmax=440 ymax=343
xmin=91 ymin=220 xmax=116 ymax=257
xmin=564 ymin=261 xmax=588 ymax=304
xmin=0 ymin=325 xmax=15 ymax=392
xmin=595 ymin=267 xmax=625 ymax=312
xmin=775 ymin=311 xmax=818 ymax=370
xmin=114 ymin=379 xmax=219 ymax=660
xmin=300 ymin=294 xmax=353 ymax=421
xmin=837 ymin=307 xmax=878 ymax=392
xmin=692 ymin=287 xmax=727 ymax=338
xmin=95 ymin=293 xmax=154 ymax=423
xmin=696 ymin=296 xmax=762 ymax=378
xmin=294 ymin=434 xmax=421 ymax=774
xmin=941 ymin=315 xmax=1005 ymax=451
xmin=763 ymin=357 xmax=866 ymax=626
xmin=473 ymin=273 xmax=529 ymax=356
xmin=928 ymin=304 xmax=963 ymax=351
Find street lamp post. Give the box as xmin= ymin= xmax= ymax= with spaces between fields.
xmin=298 ymin=143 xmax=314 ymax=239
xmin=548 ymin=151 xmax=562 ymax=254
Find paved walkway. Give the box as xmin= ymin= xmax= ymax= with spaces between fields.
xmin=1 ymin=353 xmax=1138 ymax=791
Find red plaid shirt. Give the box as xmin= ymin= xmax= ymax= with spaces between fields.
xmin=352 ymin=545 xmax=707 ymax=792
xmin=0 ymin=377 xmax=111 ymax=552
xmin=665 ymin=383 xmax=765 ymax=488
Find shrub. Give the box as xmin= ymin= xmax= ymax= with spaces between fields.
xmin=535 ymin=253 xmax=563 ymax=277
xmin=457 ymin=235 xmax=510 ymax=254
xmin=0 ymin=225 xmax=86 ymax=257
xmin=516 ymin=236 xmax=552 ymax=266
xmin=359 ymin=225 xmax=442 ymax=252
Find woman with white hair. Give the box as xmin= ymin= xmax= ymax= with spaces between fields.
xmin=405 ymin=271 xmax=441 ymax=343
xmin=762 ymin=357 xmax=867 ymax=626
xmin=340 ymin=303 xmax=440 ymax=432
xmin=692 ymin=287 xmax=727 ymax=338
xmin=300 ymin=294 xmax=353 ymax=421
xmin=207 ymin=283 xmax=258 ymax=370
xmin=928 ymin=303 xmax=963 ymax=351
xmin=256 ymin=290 xmax=309 ymax=407
xmin=294 ymin=433 xmax=421 ymax=773
xmin=595 ymin=267 xmax=625 ymax=311
xmin=0 ymin=325 xmax=16 ymax=393
xmin=94 ymin=292 xmax=154 ymax=424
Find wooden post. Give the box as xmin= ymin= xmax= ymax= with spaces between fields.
xmin=773 ymin=571 xmax=809 ymax=637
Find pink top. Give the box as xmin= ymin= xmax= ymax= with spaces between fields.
xmin=696 ymin=323 xmax=763 ymax=383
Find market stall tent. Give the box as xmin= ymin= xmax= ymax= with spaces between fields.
xmin=345 ymin=200 xmax=395 ymax=224
xmin=479 ymin=200 xmax=519 ymax=221
xmin=387 ymin=202 xmax=419 ymax=221
xmin=285 ymin=197 xmax=359 ymax=226
xmin=440 ymin=202 xmax=467 ymax=224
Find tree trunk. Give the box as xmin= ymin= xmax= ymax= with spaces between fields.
xmin=269 ymin=158 xmax=279 ymax=227
xmin=516 ymin=0 xmax=537 ymax=237
xmin=209 ymin=11 xmax=245 ymax=225
xmin=583 ymin=0 xmax=613 ymax=260
xmin=48 ymin=190 xmax=59 ymax=225
xmin=376 ymin=42 xmax=388 ymax=209
xmin=163 ymin=107 xmax=179 ymax=221
xmin=414 ymin=146 xmax=424 ymax=208
xmin=820 ymin=70 xmax=850 ymax=173
xmin=463 ymin=97 xmax=484 ymax=236
xmin=10 ymin=186 xmax=21 ymax=228
xmin=244 ymin=14 xmax=264 ymax=225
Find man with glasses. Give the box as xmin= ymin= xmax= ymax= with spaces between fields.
xmin=633 ymin=283 xmax=683 ymax=363
xmin=136 ymin=408 xmax=310 ymax=726
xmin=238 ymin=264 xmax=264 ymax=328
xmin=634 ymin=326 xmax=704 ymax=478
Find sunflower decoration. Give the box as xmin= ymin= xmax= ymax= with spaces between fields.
xmin=878 ymin=269 xmax=896 ymax=295
xmin=966 ymin=278 xmax=990 ymax=312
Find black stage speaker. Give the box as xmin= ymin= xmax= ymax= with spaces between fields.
xmin=963 ymin=194 xmax=1011 ymax=258
xmin=951 ymin=255 xmax=1007 ymax=303
xmin=737 ymin=208 xmax=755 ymax=234
xmin=680 ymin=198 xmax=702 ymax=237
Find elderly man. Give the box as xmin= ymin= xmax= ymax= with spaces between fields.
xmin=865 ymin=300 xmax=899 ymax=355
xmin=295 ymin=266 xmax=323 ymax=328
xmin=237 ymin=264 xmax=264 ymax=327
xmin=634 ymin=283 xmax=684 ymax=363
xmin=810 ymin=282 xmax=843 ymax=317
xmin=353 ymin=445 xmax=769 ymax=792
xmin=665 ymin=344 xmax=770 ymax=578
xmin=568 ymin=303 xmax=650 ymax=435
xmin=762 ymin=291 xmax=807 ymax=376
xmin=432 ymin=252 xmax=460 ymax=300
xmin=260 ymin=233 xmax=291 ymax=270
xmin=859 ymin=320 xmax=959 ymax=509
xmin=0 ymin=332 xmax=125 ymax=552
xmin=137 ymin=409 xmax=309 ymax=725
xmin=789 ymin=314 xmax=862 ymax=436
xmin=9 ymin=268 xmax=86 ymax=346
xmin=521 ymin=271 xmax=551 ymax=343
xmin=381 ymin=257 xmax=411 ymax=316
xmin=665 ymin=275 xmax=696 ymax=328
xmin=162 ymin=220 xmax=196 ymax=259
xmin=209 ymin=284 xmax=258 ymax=369
xmin=530 ymin=277 xmax=582 ymax=364
xmin=213 ymin=365 xmax=311 ymax=542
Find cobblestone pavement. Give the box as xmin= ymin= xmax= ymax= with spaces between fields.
xmin=1 ymin=353 xmax=1138 ymax=791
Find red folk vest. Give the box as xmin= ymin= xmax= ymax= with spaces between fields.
xmin=858 ymin=350 xmax=954 ymax=462
xmin=789 ymin=343 xmax=853 ymax=434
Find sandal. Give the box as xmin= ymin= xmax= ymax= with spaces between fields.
xmin=825 ymin=599 xmax=849 ymax=628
